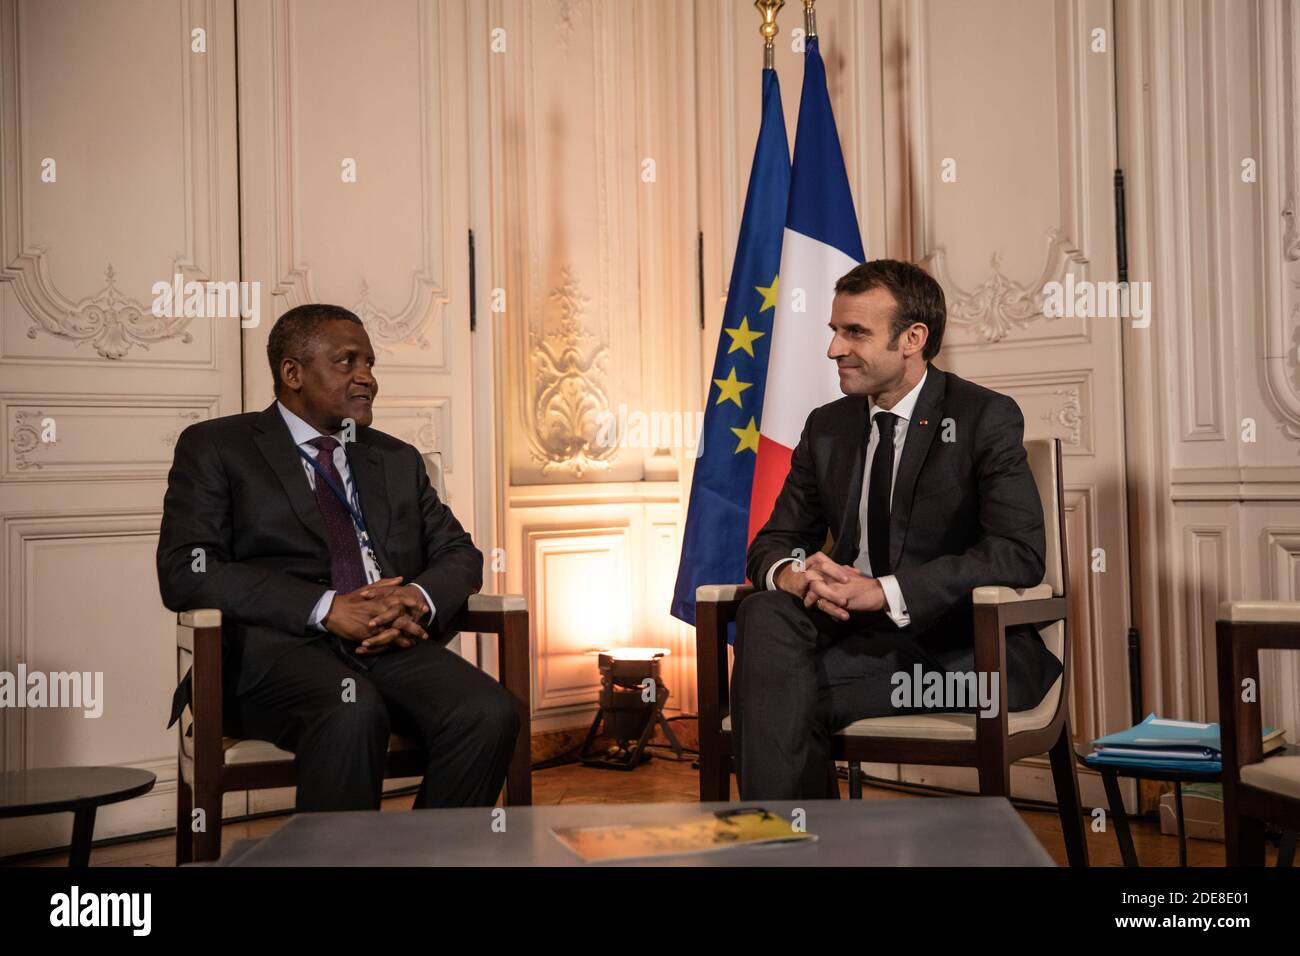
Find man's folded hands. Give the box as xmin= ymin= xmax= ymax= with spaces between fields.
xmin=775 ymin=552 xmax=886 ymax=622
xmin=322 ymin=576 xmax=431 ymax=653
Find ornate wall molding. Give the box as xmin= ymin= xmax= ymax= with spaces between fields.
xmin=1042 ymin=386 xmax=1083 ymax=447
xmin=525 ymin=268 xmax=615 ymax=478
xmin=925 ymin=231 xmax=1088 ymax=344
xmin=266 ymin=0 xmax=450 ymax=361
xmin=15 ymin=264 xmax=193 ymax=360
xmin=3 ymin=394 xmax=216 ymax=480
xmin=10 ymin=409 xmax=44 ymax=469
xmin=1257 ymin=0 xmax=1300 ymax=438
xmin=1283 ymin=193 xmax=1300 ymax=263
xmin=907 ymin=0 xmax=1095 ymax=346
xmin=354 ymin=279 xmax=436 ymax=353
xmin=0 ymin=0 xmax=220 ymax=362
xmin=497 ymin=0 xmax=640 ymax=485
xmin=372 ymin=397 xmax=453 ymax=474
xmin=975 ymin=367 xmax=1094 ymax=455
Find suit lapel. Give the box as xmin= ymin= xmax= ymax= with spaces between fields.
xmin=253 ymin=404 xmax=329 ymax=548
xmin=345 ymin=437 xmax=392 ymax=576
xmin=888 ymin=367 xmax=947 ymax=569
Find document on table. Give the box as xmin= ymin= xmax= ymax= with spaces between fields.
xmin=550 ymin=807 xmax=816 ymax=863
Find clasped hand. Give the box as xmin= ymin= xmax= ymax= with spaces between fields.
xmin=774 ymin=552 xmax=885 ymax=621
xmin=322 ymin=576 xmax=431 ymax=654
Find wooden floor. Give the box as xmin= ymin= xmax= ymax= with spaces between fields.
xmin=15 ymin=755 xmax=1276 ymax=867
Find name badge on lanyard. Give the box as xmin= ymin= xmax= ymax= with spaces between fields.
xmin=296 ymin=444 xmax=382 ymax=583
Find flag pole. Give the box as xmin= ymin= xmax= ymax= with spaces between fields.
xmin=755 ymin=0 xmax=784 ymax=70
xmin=803 ymin=0 xmax=817 ymax=39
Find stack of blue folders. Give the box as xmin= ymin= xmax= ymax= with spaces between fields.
xmin=1084 ymin=714 xmax=1282 ymax=774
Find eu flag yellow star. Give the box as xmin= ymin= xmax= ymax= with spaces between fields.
xmin=724 ymin=317 xmax=765 ymax=357
xmin=755 ymin=275 xmax=779 ymax=313
xmin=713 ymin=367 xmax=753 ymax=408
xmin=730 ymin=417 xmax=760 ymax=454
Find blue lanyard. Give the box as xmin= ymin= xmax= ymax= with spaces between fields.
xmin=296 ymin=444 xmax=369 ymax=538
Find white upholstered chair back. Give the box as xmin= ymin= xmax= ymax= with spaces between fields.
xmin=422 ymin=450 xmax=447 ymax=501
xmin=1024 ymin=438 xmax=1064 ymax=597
xmin=1024 ymin=438 xmax=1065 ymax=667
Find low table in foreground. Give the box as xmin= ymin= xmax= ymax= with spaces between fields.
xmin=0 ymin=767 xmax=156 ymax=866
xmin=217 ymin=796 xmax=1054 ymax=867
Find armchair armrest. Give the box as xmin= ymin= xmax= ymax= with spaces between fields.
xmin=454 ymin=593 xmax=527 ymax=634
xmin=467 ymin=593 xmax=527 ymax=613
xmin=696 ymin=584 xmax=755 ymax=605
xmin=970 ymin=584 xmax=1069 ymax=741
xmin=972 ymin=584 xmax=1053 ymax=605
xmin=177 ymin=608 xmax=222 ymax=630
xmin=1218 ymin=601 xmax=1300 ymax=626
xmin=1217 ymin=604 xmax=1300 ymax=779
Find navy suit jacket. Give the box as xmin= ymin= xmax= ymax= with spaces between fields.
xmin=746 ymin=365 xmax=1061 ymax=710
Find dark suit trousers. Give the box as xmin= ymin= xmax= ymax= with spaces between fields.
xmin=730 ymin=589 xmax=1054 ymax=801
xmin=231 ymin=634 xmax=519 ymax=812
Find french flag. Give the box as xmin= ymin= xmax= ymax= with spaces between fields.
xmin=747 ymin=34 xmax=865 ymax=543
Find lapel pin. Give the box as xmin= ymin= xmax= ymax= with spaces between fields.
xmin=918 ymin=419 xmax=929 ymax=426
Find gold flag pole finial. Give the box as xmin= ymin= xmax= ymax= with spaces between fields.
xmin=804 ymin=0 xmax=817 ymax=39
xmin=755 ymin=0 xmax=784 ymax=70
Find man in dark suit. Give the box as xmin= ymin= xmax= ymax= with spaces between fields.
xmin=158 ymin=303 xmax=518 ymax=811
xmin=733 ymin=259 xmax=1062 ymax=800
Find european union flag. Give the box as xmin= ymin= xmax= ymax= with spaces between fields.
xmin=671 ymin=67 xmax=790 ymax=625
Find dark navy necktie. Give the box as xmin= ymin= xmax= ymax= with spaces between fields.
xmin=867 ymin=411 xmax=897 ymax=576
xmin=306 ymin=436 xmax=368 ymax=594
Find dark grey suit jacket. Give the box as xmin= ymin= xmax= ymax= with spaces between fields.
xmin=157 ymin=403 xmax=482 ymax=705
xmin=746 ymin=365 xmax=1061 ymax=710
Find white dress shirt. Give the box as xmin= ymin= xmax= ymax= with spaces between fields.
xmin=765 ymin=370 xmax=928 ymax=628
xmin=277 ymin=402 xmax=435 ymax=632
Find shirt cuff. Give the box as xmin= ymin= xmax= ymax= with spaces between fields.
xmin=879 ymin=574 xmax=910 ymax=628
xmin=410 ymin=583 xmax=436 ymax=627
xmin=310 ymin=589 xmax=337 ymax=632
xmin=765 ymin=557 xmax=798 ymax=591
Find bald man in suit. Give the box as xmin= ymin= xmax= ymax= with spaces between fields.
xmin=159 ymin=304 xmax=518 ymax=811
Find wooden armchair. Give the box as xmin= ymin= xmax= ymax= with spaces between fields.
xmin=1216 ymin=601 xmax=1300 ymax=866
xmin=695 ymin=438 xmax=1089 ymax=867
xmin=174 ymin=595 xmax=531 ymax=863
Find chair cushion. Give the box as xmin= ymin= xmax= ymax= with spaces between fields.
xmin=1240 ymin=754 xmax=1300 ymax=800
xmin=719 ymin=673 xmax=1062 ymax=741
xmin=220 ymin=734 xmax=420 ymax=766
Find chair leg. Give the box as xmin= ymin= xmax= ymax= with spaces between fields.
xmin=1048 ymin=720 xmax=1090 ymax=868
xmin=503 ymin=725 xmax=533 ymax=807
xmin=976 ymin=754 xmax=1011 ymax=797
xmin=1278 ymin=830 xmax=1296 ymax=868
xmin=699 ymin=745 xmax=731 ymax=801
xmin=848 ymin=762 xmax=863 ymax=799
xmin=193 ymin=785 xmax=223 ymax=863
xmin=175 ymin=777 xmax=193 ymax=865
xmin=1225 ymin=813 xmax=1266 ymax=866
